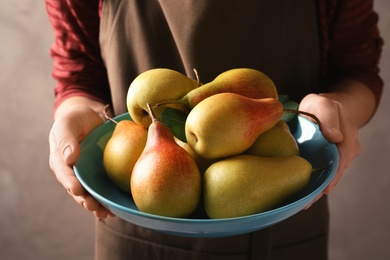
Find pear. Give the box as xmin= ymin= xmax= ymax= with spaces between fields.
xmin=131 ymin=104 xmax=202 ymax=218
xmin=156 ymin=68 xmax=278 ymax=109
xmin=185 ymin=93 xmax=283 ymax=159
xmin=244 ymin=120 xmax=299 ymax=157
xmin=203 ymin=155 xmax=312 ymax=219
xmin=103 ymin=120 xmax=148 ymax=193
xmin=174 ymin=137 xmax=217 ymax=174
xmin=126 ymin=68 xmax=199 ymax=128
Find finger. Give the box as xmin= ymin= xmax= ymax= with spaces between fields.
xmin=49 ymin=106 xmax=104 ymax=196
xmin=304 ymin=193 xmax=323 ymax=210
xmin=51 ymin=117 xmax=81 ymax=166
xmin=323 ymin=168 xmax=343 ymax=194
xmin=49 ymin=130 xmax=85 ymax=196
xmin=322 ymin=118 xmax=360 ymax=194
xmin=74 ymin=194 xmax=114 ymax=219
xmin=300 ymin=94 xmax=344 ymax=143
xmin=94 ymin=207 xmax=116 ymax=219
xmin=53 ymin=105 xmax=104 ymax=165
xmin=78 ymin=194 xmax=101 ymax=211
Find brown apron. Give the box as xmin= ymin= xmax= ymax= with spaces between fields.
xmin=97 ymin=0 xmax=327 ymax=259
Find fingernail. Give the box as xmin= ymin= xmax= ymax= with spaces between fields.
xmin=331 ymin=127 xmax=342 ymax=136
xmin=63 ymin=146 xmax=72 ymax=161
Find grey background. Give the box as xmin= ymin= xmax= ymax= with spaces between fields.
xmin=0 ymin=1 xmax=389 ymax=259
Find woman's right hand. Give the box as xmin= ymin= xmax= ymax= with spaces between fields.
xmin=49 ymin=98 xmax=115 ymax=218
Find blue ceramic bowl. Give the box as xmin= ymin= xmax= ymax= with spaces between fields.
xmin=74 ymin=113 xmax=338 ymax=238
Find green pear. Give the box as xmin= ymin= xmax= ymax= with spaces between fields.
xmin=103 ymin=120 xmax=148 ymax=193
xmin=126 ymin=68 xmax=199 ymax=128
xmin=131 ymin=104 xmax=202 ymax=218
xmin=185 ymin=93 xmax=283 ymax=159
xmin=175 ymin=137 xmax=218 ymax=174
xmin=203 ymin=155 xmax=312 ymax=219
xmin=156 ymin=68 xmax=278 ymax=109
xmin=244 ymin=120 xmax=299 ymax=157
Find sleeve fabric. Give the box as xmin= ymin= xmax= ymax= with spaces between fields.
xmin=46 ymin=0 xmax=384 ymax=111
xmin=317 ymin=0 xmax=384 ymax=106
xmin=46 ymin=0 xmax=111 ymax=110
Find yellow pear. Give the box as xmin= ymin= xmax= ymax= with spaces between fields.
xmin=203 ymin=155 xmax=312 ymax=219
xmin=156 ymin=68 xmax=278 ymax=109
xmin=185 ymin=93 xmax=283 ymax=159
xmin=126 ymin=68 xmax=199 ymax=128
xmin=103 ymin=120 xmax=147 ymax=192
xmin=131 ymin=104 xmax=201 ymax=217
xmin=174 ymin=137 xmax=217 ymax=174
xmin=244 ymin=120 xmax=299 ymax=157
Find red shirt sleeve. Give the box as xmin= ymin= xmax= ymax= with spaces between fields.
xmin=46 ymin=0 xmax=110 ymax=111
xmin=46 ymin=0 xmax=383 ymax=112
xmin=318 ymin=0 xmax=384 ymax=106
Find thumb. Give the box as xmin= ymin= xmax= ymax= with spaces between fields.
xmin=52 ymin=105 xmax=104 ymax=165
xmin=49 ymin=127 xmax=84 ymax=196
xmin=61 ymin=138 xmax=81 ymax=166
xmin=315 ymin=104 xmax=344 ymax=144
xmin=320 ymin=121 xmax=344 ymax=144
xmin=299 ymin=94 xmax=344 ymax=144
xmin=50 ymin=117 xmax=81 ymax=166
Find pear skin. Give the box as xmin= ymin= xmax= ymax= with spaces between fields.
xmin=244 ymin=121 xmax=299 ymax=157
xmin=186 ymin=68 xmax=278 ymax=107
xmin=157 ymin=68 xmax=278 ymax=109
xmin=174 ymin=137 xmax=217 ymax=174
xmin=103 ymin=120 xmax=148 ymax=193
xmin=126 ymin=68 xmax=199 ymax=128
xmin=185 ymin=93 xmax=283 ymax=159
xmin=203 ymin=155 xmax=312 ymax=219
xmin=131 ymin=104 xmax=201 ymax=218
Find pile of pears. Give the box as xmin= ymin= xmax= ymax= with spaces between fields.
xmin=103 ymin=68 xmax=313 ymax=219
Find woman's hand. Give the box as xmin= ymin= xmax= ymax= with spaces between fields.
xmin=299 ymin=80 xmax=377 ymax=207
xmin=299 ymin=94 xmax=360 ymax=200
xmin=49 ymin=98 xmax=115 ymax=218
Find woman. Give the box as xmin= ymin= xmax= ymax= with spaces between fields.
xmin=47 ymin=0 xmax=383 ymax=259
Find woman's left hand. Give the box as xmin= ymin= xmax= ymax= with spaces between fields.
xmin=298 ymin=93 xmax=361 ymax=207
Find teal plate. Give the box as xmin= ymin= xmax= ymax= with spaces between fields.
xmin=74 ymin=113 xmax=338 ymax=238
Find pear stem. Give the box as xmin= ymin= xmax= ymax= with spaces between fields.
xmin=146 ymin=103 xmax=158 ymax=122
xmin=103 ymin=104 xmax=118 ymax=124
xmin=312 ymin=165 xmax=328 ymax=173
xmin=193 ymin=68 xmax=201 ymax=87
xmin=153 ymin=98 xmax=188 ymax=108
xmin=154 ymin=69 xmax=200 ymax=109
xmin=283 ymin=109 xmax=322 ymax=132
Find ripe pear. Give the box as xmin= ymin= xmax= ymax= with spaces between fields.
xmin=103 ymin=120 xmax=148 ymax=193
xmin=185 ymin=93 xmax=283 ymax=159
xmin=131 ymin=104 xmax=202 ymax=218
xmin=126 ymin=68 xmax=199 ymax=128
xmin=203 ymin=155 xmax=312 ymax=219
xmin=156 ymin=68 xmax=278 ymax=109
xmin=174 ymin=137 xmax=217 ymax=174
xmin=244 ymin=120 xmax=299 ymax=157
